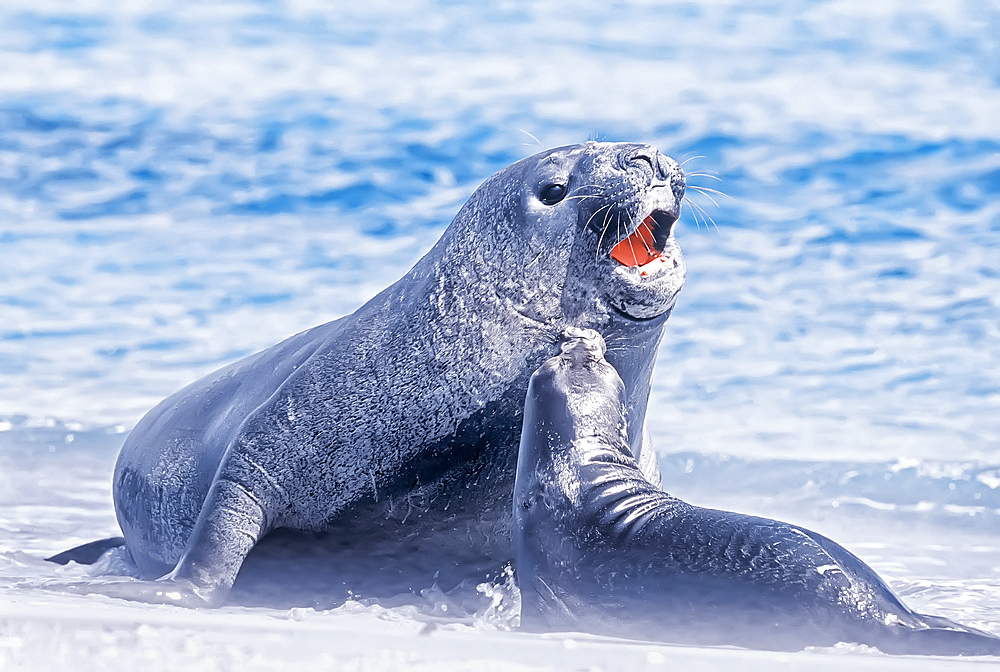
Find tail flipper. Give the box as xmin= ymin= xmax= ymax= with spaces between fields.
xmin=880 ymin=615 xmax=1000 ymax=657
xmin=46 ymin=537 xmax=126 ymax=565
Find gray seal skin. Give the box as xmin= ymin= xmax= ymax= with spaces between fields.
xmin=98 ymin=141 xmax=687 ymax=607
xmin=514 ymin=329 xmax=1000 ymax=656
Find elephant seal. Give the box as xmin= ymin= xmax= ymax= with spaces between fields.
xmin=50 ymin=142 xmax=687 ymax=607
xmin=513 ymin=329 xmax=1000 ymax=656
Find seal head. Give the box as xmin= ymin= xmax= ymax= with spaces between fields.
xmin=513 ymin=144 xmax=686 ymax=323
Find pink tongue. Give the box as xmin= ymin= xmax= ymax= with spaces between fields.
xmin=610 ymin=216 xmax=659 ymax=267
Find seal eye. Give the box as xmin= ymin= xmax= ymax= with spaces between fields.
xmin=539 ymin=183 xmax=566 ymax=205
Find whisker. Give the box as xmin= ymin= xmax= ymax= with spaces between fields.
xmin=687 ymin=185 xmax=729 ymax=199
xmin=684 ymin=202 xmax=703 ymax=230
xmin=623 ymin=211 xmax=639 ymax=264
xmin=590 ymin=204 xmax=616 ymax=259
xmin=680 ymin=155 xmax=705 ymax=167
xmin=603 ymin=207 xmax=618 ymax=256
xmin=607 ymin=210 xmax=620 ymax=261
xmin=569 ymin=183 xmax=608 ymax=196
xmin=587 ymin=203 xmax=614 ymax=232
xmin=596 ymin=221 xmax=610 ymax=260
xmin=687 ymin=199 xmax=720 ymax=233
xmin=519 ymin=129 xmax=543 ymax=147
xmin=685 ymin=199 xmax=705 ymax=231
xmin=691 ymin=203 xmax=708 ymax=231
xmin=687 ymin=187 xmax=722 ymax=209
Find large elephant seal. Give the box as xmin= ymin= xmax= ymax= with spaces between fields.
xmin=513 ymin=329 xmax=1000 ymax=655
xmin=50 ymin=142 xmax=687 ymax=607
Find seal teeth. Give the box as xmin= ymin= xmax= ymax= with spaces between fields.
xmin=610 ymin=215 xmax=660 ymax=267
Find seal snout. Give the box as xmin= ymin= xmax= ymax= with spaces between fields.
xmin=604 ymin=145 xmax=684 ymax=276
xmin=617 ymin=145 xmax=684 ymax=193
xmin=619 ymin=145 xmax=675 ymax=184
xmin=559 ymin=327 xmax=607 ymax=360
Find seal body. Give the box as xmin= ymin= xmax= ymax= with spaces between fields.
xmin=513 ymin=329 xmax=1000 ymax=655
xmin=108 ymin=142 xmax=687 ymax=605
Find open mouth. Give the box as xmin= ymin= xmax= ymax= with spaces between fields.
xmin=609 ymin=210 xmax=677 ymax=277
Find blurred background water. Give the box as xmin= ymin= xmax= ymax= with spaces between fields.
xmin=1 ymin=0 xmax=1000 ymax=656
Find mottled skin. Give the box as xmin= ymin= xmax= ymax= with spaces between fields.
xmin=514 ymin=329 xmax=1000 ymax=655
xmin=109 ymin=142 xmax=687 ymax=606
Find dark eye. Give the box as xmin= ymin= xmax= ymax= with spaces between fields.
xmin=539 ymin=183 xmax=566 ymax=205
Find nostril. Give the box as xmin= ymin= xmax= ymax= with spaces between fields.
xmin=620 ymin=146 xmax=673 ymax=182
xmin=634 ymin=154 xmax=654 ymax=170
xmin=624 ymin=150 xmax=655 ymax=176
xmin=654 ymin=153 xmax=672 ymax=181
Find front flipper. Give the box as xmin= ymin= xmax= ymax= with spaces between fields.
xmin=62 ymin=474 xmax=274 ymax=607
xmin=52 ymin=575 xmax=221 ymax=608
xmin=637 ymin=425 xmax=662 ymax=488
xmin=164 ymin=476 xmax=273 ymax=606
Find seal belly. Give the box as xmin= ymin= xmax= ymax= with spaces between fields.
xmin=113 ymin=320 xmax=338 ymax=577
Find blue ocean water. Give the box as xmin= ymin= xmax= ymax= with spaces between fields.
xmin=2 ymin=0 xmax=1000 ymax=658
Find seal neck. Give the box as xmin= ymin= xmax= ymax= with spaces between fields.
xmin=603 ymin=308 xmax=671 ymax=462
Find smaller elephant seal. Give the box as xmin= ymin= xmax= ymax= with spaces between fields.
xmin=513 ymin=329 xmax=1000 ymax=656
